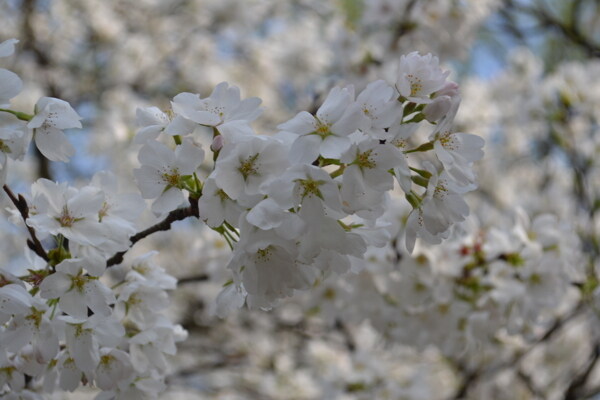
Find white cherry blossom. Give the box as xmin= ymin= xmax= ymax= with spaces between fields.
xmin=134 ymin=138 xmax=204 ymax=215
xmin=171 ymin=82 xmax=263 ymax=130
xmin=396 ymin=52 xmax=450 ymax=104
xmin=40 ymin=258 xmax=116 ymax=318
xmin=27 ymin=97 xmax=82 ymax=162
xmin=278 ymin=86 xmax=363 ymax=163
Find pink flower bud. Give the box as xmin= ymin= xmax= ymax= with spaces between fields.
xmin=435 ymin=81 xmax=459 ymax=98
xmin=211 ymin=135 xmax=224 ymax=152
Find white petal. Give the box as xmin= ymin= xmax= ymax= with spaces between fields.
xmin=34 ymin=127 xmax=75 ymax=162
xmin=39 ymin=273 xmax=71 ymax=299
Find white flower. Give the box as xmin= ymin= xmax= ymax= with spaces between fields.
xmin=356 ymin=80 xmax=400 ymax=139
xmin=0 ymin=113 xmax=29 ymax=165
xmin=0 ymin=283 xmax=32 ymax=323
xmin=265 ymin=164 xmax=343 ymax=213
xmin=90 ymin=171 xmax=143 ymax=253
xmin=126 ymin=252 xmax=176 ymax=290
xmin=296 ymin=197 xmax=366 ymax=273
xmin=134 ymin=138 xmax=204 ymax=215
xmin=404 ymin=164 xmax=469 ymax=252
xmin=133 ymin=106 xmax=196 ymax=144
xmin=27 ymin=97 xmax=82 ymax=162
xmin=0 ymin=69 xmax=22 ymax=108
xmin=40 ymin=258 xmax=116 ymax=318
xmin=340 ymin=135 xmax=402 ymax=216
xmin=386 ymin=122 xmax=417 ymax=193
xmin=0 ymin=39 xmax=22 ymax=108
xmin=278 ymin=86 xmax=363 ymax=163
xmin=56 ymin=351 xmax=84 ymax=392
xmin=128 ymin=316 xmax=187 ymax=373
xmin=0 ymin=355 xmax=24 ymax=392
xmin=211 ymin=135 xmax=289 ymax=200
xmin=213 ymin=284 xmax=246 ymax=318
xmin=171 ymin=82 xmax=262 ymax=129
xmin=1 ymin=295 xmax=59 ymax=363
xmin=95 ymin=348 xmax=134 ymax=391
xmin=430 ymin=99 xmax=485 ymax=191
xmin=228 ymin=220 xmax=315 ymax=308
xmin=115 ymin=281 xmax=170 ymax=327
xmin=26 ymin=179 xmax=107 ymax=247
xmin=198 ymin=177 xmax=244 ymax=228
xmin=396 ymin=52 xmax=450 ymax=104
xmin=61 ymin=314 xmax=125 ymax=375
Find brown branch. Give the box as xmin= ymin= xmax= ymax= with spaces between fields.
xmin=564 ymin=341 xmax=600 ymax=400
xmin=106 ymin=197 xmax=200 ymax=267
xmin=3 ymin=184 xmax=49 ymax=261
xmin=450 ymin=301 xmax=586 ymax=400
xmin=517 ymin=369 xmax=545 ymax=398
xmin=176 ymin=273 xmax=209 ymax=285
xmin=504 ymin=0 xmax=600 ymax=58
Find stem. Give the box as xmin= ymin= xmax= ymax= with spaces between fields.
xmin=330 ymin=165 xmax=346 ymax=179
xmin=106 ymin=196 xmax=200 ymax=267
xmin=0 ymin=108 xmax=33 ymax=122
xmin=404 ymin=141 xmax=434 ymax=154
xmin=177 ymin=273 xmax=210 ymax=285
xmin=3 ymin=185 xmax=49 ymax=261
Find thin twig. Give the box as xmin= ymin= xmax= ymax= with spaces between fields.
xmin=450 ymin=301 xmax=586 ymax=400
xmin=106 ymin=196 xmax=200 ymax=267
xmin=177 ymin=274 xmax=210 ymax=285
xmin=3 ymin=184 xmax=49 ymax=261
xmin=564 ymin=341 xmax=600 ymax=400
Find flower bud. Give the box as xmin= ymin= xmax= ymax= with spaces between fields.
xmin=434 ymin=81 xmax=459 ymax=99
xmin=211 ymin=135 xmax=224 ymax=152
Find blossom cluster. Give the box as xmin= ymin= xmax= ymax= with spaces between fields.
xmin=0 ymin=37 xmax=485 ymax=398
xmin=306 ymin=206 xmax=583 ymax=361
xmin=131 ymin=50 xmax=483 ymax=311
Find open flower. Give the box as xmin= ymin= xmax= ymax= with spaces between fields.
xmin=171 ymin=82 xmax=262 ymax=131
xmin=396 ymin=52 xmax=450 ymax=104
xmin=134 ymin=138 xmax=204 ymax=215
xmin=27 ymin=179 xmax=107 ymax=247
xmin=278 ymin=86 xmax=363 ymax=163
xmin=0 ymin=38 xmax=22 ymax=108
xmin=40 ymin=258 xmax=116 ymax=318
xmin=28 ymin=97 xmax=82 ymax=162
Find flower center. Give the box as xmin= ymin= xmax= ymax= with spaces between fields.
xmin=354 ymin=149 xmax=376 ymax=169
xmin=98 ymin=201 xmax=110 ymax=221
xmin=438 ymin=131 xmax=457 ymax=150
xmin=313 ymin=121 xmax=332 ymax=139
xmin=161 ymin=167 xmax=181 ymax=187
xmin=407 ymin=74 xmax=423 ymax=97
xmin=0 ymin=139 xmax=10 ymax=154
xmin=297 ymin=178 xmax=323 ymax=200
xmin=256 ymin=247 xmax=272 ymax=262
xmin=57 ymin=206 xmax=77 ymax=227
xmin=238 ymin=154 xmax=260 ymax=180
xmin=71 ymin=274 xmax=87 ymax=292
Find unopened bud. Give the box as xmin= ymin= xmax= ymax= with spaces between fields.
xmin=211 ymin=135 xmax=224 ymax=152
xmin=435 ymin=81 xmax=459 ymax=98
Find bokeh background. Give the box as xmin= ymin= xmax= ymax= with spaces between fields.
xmin=1 ymin=0 xmax=599 ymax=399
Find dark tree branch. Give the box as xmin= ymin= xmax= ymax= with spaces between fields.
xmin=500 ymin=0 xmax=600 ymax=58
xmin=564 ymin=341 xmax=600 ymax=400
xmin=176 ymin=273 xmax=209 ymax=285
xmin=3 ymin=184 xmax=49 ymax=261
xmin=517 ymin=369 xmax=545 ymax=398
xmin=450 ymin=301 xmax=586 ymax=400
xmin=106 ymin=196 xmax=200 ymax=267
